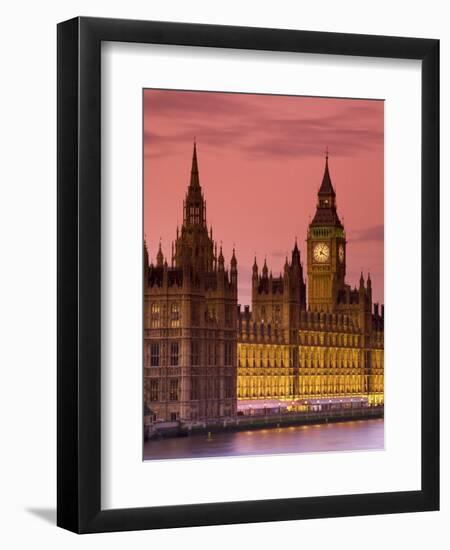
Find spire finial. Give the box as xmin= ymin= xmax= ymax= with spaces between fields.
xmin=317 ymin=147 xmax=335 ymax=198
xmin=189 ymin=140 xmax=200 ymax=188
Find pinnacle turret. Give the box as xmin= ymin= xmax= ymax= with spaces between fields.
xmin=231 ymin=248 xmax=237 ymax=270
xmin=144 ymin=239 xmax=149 ymax=268
xmin=156 ymin=241 xmax=164 ymax=267
xmin=218 ymin=246 xmax=225 ymax=270
xmin=291 ymin=238 xmax=301 ymax=266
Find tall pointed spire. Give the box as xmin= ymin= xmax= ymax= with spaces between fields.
xmin=174 ymin=142 xmax=214 ymax=271
xmin=318 ymin=149 xmax=336 ymax=197
xmin=310 ymin=149 xmax=342 ymax=227
xmin=182 ymin=141 xmax=207 ymax=227
xmin=189 ymin=139 xmax=200 ymax=189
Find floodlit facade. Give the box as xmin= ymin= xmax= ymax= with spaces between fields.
xmin=237 ymin=153 xmax=384 ymax=408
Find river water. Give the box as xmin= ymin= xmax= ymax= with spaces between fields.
xmin=143 ymin=418 xmax=384 ymax=460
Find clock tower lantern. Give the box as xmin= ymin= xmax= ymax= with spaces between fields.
xmin=307 ymin=152 xmax=346 ymax=312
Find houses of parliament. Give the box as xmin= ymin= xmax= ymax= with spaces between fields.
xmin=144 ymin=143 xmax=384 ymax=425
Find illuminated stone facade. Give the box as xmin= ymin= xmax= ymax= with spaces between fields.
xmin=144 ymin=145 xmax=384 ymax=426
xmin=237 ymin=154 xmax=384 ymax=407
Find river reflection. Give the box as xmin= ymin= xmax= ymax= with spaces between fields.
xmin=143 ymin=418 xmax=384 ymax=460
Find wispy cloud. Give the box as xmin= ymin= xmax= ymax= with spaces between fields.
xmin=144 ymin=89 xmax=258 ymax=118
xmin=352 ymin=225 xmax=384 ymax=242
xmin=144 ymin=90 xmax=383 ymax=161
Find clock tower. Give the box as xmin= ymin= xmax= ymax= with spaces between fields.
xmin=307 ymin=152 xmax=346 ymax=312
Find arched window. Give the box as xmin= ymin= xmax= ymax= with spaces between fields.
xmin=149 ymin=342 xmax=160 ymax=366
xmin=150 ymin=303 xmax=161 ymax=328
xmin=274 ymin=305 xmax=281 ymax=325
xmin=170 ymin=302 xmax=180 ymax=328
xmin=169 ymin=341 xmax=179 ymax=366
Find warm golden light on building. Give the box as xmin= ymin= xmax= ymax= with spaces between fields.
xmin=236 ymin=152 xmax=383 ymax=409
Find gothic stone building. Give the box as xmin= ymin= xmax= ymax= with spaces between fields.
xmin=237 ymin=154 xmax=384 ymax=408
xmin=144 ymin=145 xmax=384 ymax=427
xmin=144 ymin=143 xmax=238 ymax=423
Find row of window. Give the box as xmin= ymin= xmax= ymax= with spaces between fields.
xmin=149 ymin=341 xmax=180 ymax=366
xmin=238 ymin=361 xmax=363 ymax=369
xmin=148 ymin=342 xmax=379 ymax=369
xmin=147 ymin=341 xmax=235 ymax=367
xmin=190 ymin=378 xmax=234 ymax=399
xmin=188 ymin=205 xmax=201 ymax=225
xmin=148 ymin=302 xmax=235 ymax=328
xmin=240 ymin=323 xmax=281 ymax=338
xmin=311 ymin=227 xmax=332 ymax=238
xmin=149 ymin=302 xmax=181 ymax=328
xmin=299 ymin=333 xmax=361 ymax=347
xmin=149 ymin=378 xmax=179 ymax=401
xmin=237 ymin=375 xmax=383 ymax=398
xmin=256 ymin=305 xmax=282 ymax=324
xmin=148 ymin=376 xmax=234 ymax=401
xmin=239 ymin=346 xmax=364 ymax=364
xmin=239 ymin=327 xmax=363 ymax=347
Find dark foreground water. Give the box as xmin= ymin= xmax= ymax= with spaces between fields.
xmin=143 ymin=418 xmax=384 ymax=460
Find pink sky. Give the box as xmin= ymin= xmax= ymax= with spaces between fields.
xmin=144 ymin=90 xmax=384 ymax=307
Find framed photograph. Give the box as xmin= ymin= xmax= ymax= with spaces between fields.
xmin=57 ymin=17 xmax=439 ymax=533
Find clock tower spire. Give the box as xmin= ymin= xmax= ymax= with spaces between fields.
xmin=306 ymin=152 xmax=346 ymax=312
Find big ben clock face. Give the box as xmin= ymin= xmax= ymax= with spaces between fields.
xmin=313 ymin=242 xmax=330 ymax=263
xmin=338 ymin=244 xmax=345 ymax=263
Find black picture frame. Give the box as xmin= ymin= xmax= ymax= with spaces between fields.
xmin=57 ymin=16 xmax=439 ymax=533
